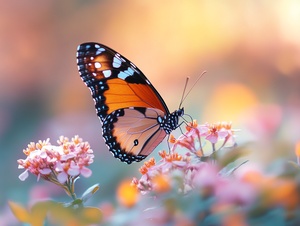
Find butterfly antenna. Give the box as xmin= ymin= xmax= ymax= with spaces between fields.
xmin=179 ymin=71 xmax=207 ymax=108
xmin=179 ymin=76 xmax=190 ymax=109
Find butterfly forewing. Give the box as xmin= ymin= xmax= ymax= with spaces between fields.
xmin=77 ymin=43 xmax=169 ymax=121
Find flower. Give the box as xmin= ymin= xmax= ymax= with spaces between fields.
xmin=199 ymin=122 xmax=232 ymax=144
xmin=18 ymin=135 xmax=94 ymax=198
xmin=117 ymin=179 xmax=139 ymax=208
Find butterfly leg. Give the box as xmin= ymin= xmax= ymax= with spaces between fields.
xmin=167 ymin=134 xmax=171 ymax=154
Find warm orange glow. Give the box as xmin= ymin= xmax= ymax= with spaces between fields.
xmin=240 ymin=170 xmax=264 ymax=186
xmin=203 ymin=83 xmax=258 ymax=122
xmin=295 ymin=141 xmax=300 ymax=157
xmin=242 ymin=171 xmax=299 ymax=211
xmin=268 ymin=179 xmax=299 ymax=210
xmin=223 ymin=213 xmax=247 ymax=226
xmin=152 ymin=174 xmax=171 ymax=193
xmin=116 ymin=180 xmax=139 ymax=208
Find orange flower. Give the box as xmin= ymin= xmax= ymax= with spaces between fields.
xmin=223 ymin=212 xmax=247 ymax=226
xmin=268 ymin=179 xmax=299 ymax=211
xmin=165 ymin=153 xmax=182 ymax=162
xmin=243 ymin=171 xmax=299 ymax=211
xmin=139 ymin=158 xmax=156 ymax=175
xmin=186 ymin=119 xmax=198 ymax=132
xmin=152 ymin=174 xmax=171 ymax=193
xmin=144 ymin=158 xmax=155 ymax=168
xmin=159 ymin=150 xmax=168 ymax=158
xmin=168 ymin=134 xmax=177 ymax=144
xmin=117 ymin=179 xmax=139 ymax=208
xmin=139 ymin=165 xmax=148 ymax=175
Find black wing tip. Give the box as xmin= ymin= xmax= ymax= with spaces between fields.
xmin=77 ymin=42 xmax=101 ymax=50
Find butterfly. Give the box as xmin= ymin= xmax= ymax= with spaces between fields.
xmin=76 ymin=42 xmax=184 ymax=164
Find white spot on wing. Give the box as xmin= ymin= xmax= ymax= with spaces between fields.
xmin=119 ymin=56 xmax=126 ymax=62
xmin=103 ymin=70 xmax=112 ymax=78
xmin=95 ymin=44 xmax=100 ymax=48
xmin=118 ymin=71 xmax=128 ymax=80
xmin=94 ymin=62 xmax=101 ymax=68
xmin=130 ymin=62 xmax=136 ymax=68
xmin=146 ymin=79 xmax=151 ymax=85
xmin=125 ymin=67 xmax=134 ymax=75
xmin=96 ymin=48 xmax=105 ymax=55
xmin=113 ymin=56 xmax=121 ymax=68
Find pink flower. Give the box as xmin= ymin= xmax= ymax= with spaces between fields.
xmin=214 ymin=178 xmax=257 ymax=206
xmin=18 ymin=136 xmax=94 ymax=194
xmin=198 ymin=122 xmax=231 ymax=144
xmin=191 ymin=163 xmax=219 ymax=188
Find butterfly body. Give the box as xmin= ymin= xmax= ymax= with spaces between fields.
xmin=77 ymin=42 xmax=183 ymax=164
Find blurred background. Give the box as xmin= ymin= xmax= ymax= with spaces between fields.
xmin=1 ymin=0 xmax=300 ymax=223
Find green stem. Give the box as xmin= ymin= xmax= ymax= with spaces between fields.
xmin=66 ymin=177 xmax=77 ymax=200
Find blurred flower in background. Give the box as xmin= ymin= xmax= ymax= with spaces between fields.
xmin=102 ymin=122 xmax=300 ymax=225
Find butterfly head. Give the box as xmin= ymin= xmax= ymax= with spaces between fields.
xmin=176 ymin=107 xmax=184 ymax=117
xmin=157 ymin=108 xmax=184 ymax=134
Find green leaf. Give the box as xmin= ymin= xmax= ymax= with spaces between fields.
xmin=217 ymin=145 xmax=250 ymax=168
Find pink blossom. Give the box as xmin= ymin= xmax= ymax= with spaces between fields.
xmin=57 ymin=172 xmax=68 ymax=183
xmin=192 ymin=163 xmax=219 ymax=188
xmin=214 ymin=178 xmax=257 ymax=206
xmin=18 ymin=136 xmax=94 ymax=186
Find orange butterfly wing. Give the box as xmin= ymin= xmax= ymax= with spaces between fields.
xmin=77 ymin=43 xmax=169 ymax=121
xmin=77 ymin=43 xmax=182 ymax=164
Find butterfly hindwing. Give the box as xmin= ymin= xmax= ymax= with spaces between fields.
xmin=102 ymin=107 xmax=167 ymax=164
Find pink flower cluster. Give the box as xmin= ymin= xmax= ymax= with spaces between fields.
xmin=18 ymin=136 xmax=94 ymax=184
xmin=170 ymin=121 xmax=235 ymax=156
xmin=131 ymin=121 xmax=253 ymax=207
xmin=132 ymin=155 xmax=256 ymax=207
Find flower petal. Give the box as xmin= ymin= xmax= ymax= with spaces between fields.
xmin=80 ymin=167 xmax=92 ymax=177
xmin=57 ymin=172 xmax=68 ymax=183
xmin=206 ymin=134 xmax=218 ymax=143
xmin=19 ymin=170 xmax=29 ymax=181
xmin=68 ymin=166 xmax=80 ymax=176
xmin=39 ymin=168 xmax=51 ymax=175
